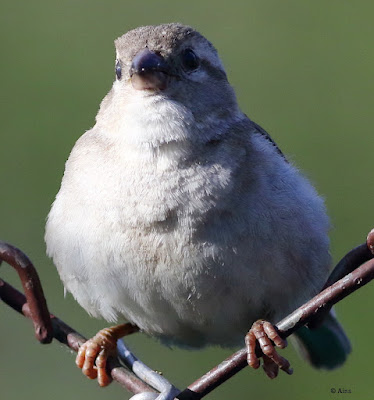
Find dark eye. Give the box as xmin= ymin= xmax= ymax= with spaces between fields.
xmin=115 ymin=60 xmax=122 ymax=80
xmin=181 ymin=48 xmax=199 ymax=71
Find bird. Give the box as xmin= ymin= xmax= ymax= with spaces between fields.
xmin=45 ymin=23 xmax=351 ymax=387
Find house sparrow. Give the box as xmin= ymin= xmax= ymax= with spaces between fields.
xmin=45 ymin=23 xmax=351 ymax=387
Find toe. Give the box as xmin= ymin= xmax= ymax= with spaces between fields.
xmin=265 ymin=348 xmax=293 ymax=375
xmin=245 ymin=330 xmax=260 ymax=369
xmin=262 ymin=355 xmax=279 ymax=379
xmin=76 ymin=343 xmax=87 ymax=369
xmin=252 ymin=322 xmax=276 ymax=359
xmin=263 ymin=321 xmax=287 ymax=349
xmin=96 ymin=349 xmax=112 ymax=387
xmin=81 ymin=340 xmax=101 ymax=379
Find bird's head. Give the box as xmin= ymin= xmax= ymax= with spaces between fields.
xmin=111 ymin=23 xmax=238 ymax=119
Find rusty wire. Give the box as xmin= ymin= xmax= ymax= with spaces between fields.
xmin=0 ymin=241 xmax=53 ymax=343
xmin=1 ymin=230 xmax=374 ymax=399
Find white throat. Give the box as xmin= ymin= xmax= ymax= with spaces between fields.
xmin=97 ymin=84 xmax=243 ymax=155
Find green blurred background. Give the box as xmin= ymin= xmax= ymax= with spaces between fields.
xmin=1 ymin=1 xmax=373 ymax=399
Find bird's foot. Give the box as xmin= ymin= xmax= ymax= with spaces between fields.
xmin=76 ymin=323 xmax=139 ymax=387
xmin=245 ymin=319 xmax=293 ymax=379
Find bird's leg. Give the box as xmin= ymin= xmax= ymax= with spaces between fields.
xmin=76 ymin=322 xmax=139 ymax=387
xmin=245 ymin=319 xmax=293 ymax=379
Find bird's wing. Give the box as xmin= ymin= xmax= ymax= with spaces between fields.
xmin=249 ymin=119 xmax=287 ymax=161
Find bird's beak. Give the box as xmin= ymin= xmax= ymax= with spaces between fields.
xmin=130 ymin=49 xmax=170 ymax=91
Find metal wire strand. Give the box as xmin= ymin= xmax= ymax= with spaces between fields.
xmin=117 ymin=339 xmax=180 ymax=400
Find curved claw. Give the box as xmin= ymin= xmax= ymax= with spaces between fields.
xmin=245 ymin=319 xmax=293 ymax=379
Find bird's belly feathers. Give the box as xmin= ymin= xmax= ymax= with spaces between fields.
xmin=46 ymin=135 xmax=330 ymax=348
xmin=47 ymin=165 xmax=258 ymax=347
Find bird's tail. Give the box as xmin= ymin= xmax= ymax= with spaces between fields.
xmin=291 ymin=310 xmax=351 ymax=370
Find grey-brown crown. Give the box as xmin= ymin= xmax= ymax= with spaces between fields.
xmin=115 ymin=23 xmax=216 ymax=59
